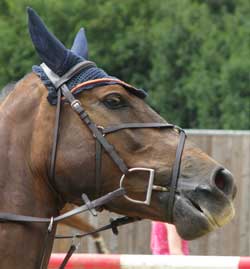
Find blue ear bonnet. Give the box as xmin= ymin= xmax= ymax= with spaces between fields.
xmin=28 ymin=7 xmax=147 ymax=104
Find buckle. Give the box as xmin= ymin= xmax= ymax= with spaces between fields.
xmin=93 ymin=125 xmax=105 ymax=138
xmin=70 ymin=100 xmax=82 ymax=111
xmin=119 ymin=167 xmax=155 ymax=205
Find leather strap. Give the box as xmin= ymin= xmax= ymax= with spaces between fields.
xmin=55 ymin=216 xmax=140 ymax=239
xmin=42 ymin=63 xmax=187 ymax=220
xmin=50 ymin=89 xmax=61 ymax=181
xmin=70 ymin=78 xmax=139 ymax=95
xmin=95 ymin=140 xmax=103 ymax=198
xmin=48 ymin=75 xmax=187 ymax=224
xmin=56 ymin=216 xmax=140 ymax=269
xmin=59 ymin=244 xmax=77 ymax=269
xmin=48 ymin=89 xmax=65 ymax=205
xmin=102 ymin=123 xmax=175 ymax=134
xmin=62 ymin=82 xmax=187 ymax=219
xmin=62 ymin=85 xmax=129 ymax=175
xmin=0 ymin=188 xmax=125 ymax=224
xmin=167 ymin=129 xmax=186 ymax=222
xmin=41 ymin=61 xmax=96 ymax=89
xmin=39 ymin=218 xmax=54 ymax=269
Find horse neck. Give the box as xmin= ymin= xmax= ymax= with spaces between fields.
xmin=0 ymin=73 xmax=59 ymax=268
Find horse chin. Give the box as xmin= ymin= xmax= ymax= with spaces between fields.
xmin=173 ymin=195 xmax=218 ymax=240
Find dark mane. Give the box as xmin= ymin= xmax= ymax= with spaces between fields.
xmin=0 ymin=82 xmax=16 ymax=102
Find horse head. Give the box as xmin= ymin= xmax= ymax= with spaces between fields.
xmin=24 ymin=8 xmax=236 ymax=240
xmin=0 ymin=8 xmax=238 ymax=267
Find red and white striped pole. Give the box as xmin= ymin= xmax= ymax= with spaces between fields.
xmin=48 ymin=254 xmax=250 ymax=269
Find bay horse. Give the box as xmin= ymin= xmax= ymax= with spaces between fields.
xmin=0 ymin=85 xmax=109 ymax=254
xmin=0 ymin=8 xmax=236 ymax=268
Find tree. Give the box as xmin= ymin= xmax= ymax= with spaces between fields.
xmin=0 ymin=0 xmax=249 ymax=129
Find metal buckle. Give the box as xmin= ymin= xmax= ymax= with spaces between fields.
xmin=71 ymin=100 xmax=81 ymax=111
xmin=119 ymin=167 xmax=155 ymax=205
xmin=97 ymin=126 xmax=105 ymax=136
xmin=93 ymin=125 xmax=105 ymax=138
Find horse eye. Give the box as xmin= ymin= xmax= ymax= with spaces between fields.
xmin=102 ymin=94 xmax=127 ymax=109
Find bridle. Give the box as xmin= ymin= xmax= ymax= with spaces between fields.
xmin=44 ymin=61 xmax=186 ymax=215
xmin=0 ymin=61 xmax=186 ymax=268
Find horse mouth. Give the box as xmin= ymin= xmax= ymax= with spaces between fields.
xmin=186 ymin=196 xmax=219 ymax=228
xmin=173 ymin=195 xmax=219 ymax=239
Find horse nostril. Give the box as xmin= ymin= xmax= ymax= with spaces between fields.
xmin=214 ymin=171 xmax=225 ymax=190
xmin=213 ymin=168 xmax=235 ymax=196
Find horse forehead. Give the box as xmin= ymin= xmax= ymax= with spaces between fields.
xmin=80 ymin=84 xmax=138 ymax=101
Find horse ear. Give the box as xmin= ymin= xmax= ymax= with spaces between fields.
xmin=71 ymin=28 xmax=88 ymax=59
xmin=27 ymin=7 xmax=83 ymax=76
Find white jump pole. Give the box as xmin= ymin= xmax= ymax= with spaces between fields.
xmin=48 ymin=254 xmax=250 ymax=269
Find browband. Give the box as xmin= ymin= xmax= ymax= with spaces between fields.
xmin=40 ymin=62 xmax=147 ymax=100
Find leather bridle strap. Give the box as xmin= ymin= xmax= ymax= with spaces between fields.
xmin=48 ymin=89 xmax=65 ymax=204
xmin=50 ymin=89 xmax=61 ymax=181
xmin=41 ymin=61 xmax=96 ymax=89
xmin=45 ymin=63 xmax=187 ymax=217
xmin=0 ymin=187 xmax=126 ymax=269
xmin=56 ymin=215 xmax=140 ymax=269
xmin=62 ymin=83 xmax=187 ymax=210
xmin=101 ymin=123 xmax=175 ymax=134
xmin=62 ymin=84 xmax=129 ymax=175
xmin=0 ymin=188 xmax=125 ymax=224
xmin=55 ymin=216 xmax=140 ymax=239
xmin=94 ymin=122 xmax=179 ymax=198
xmin=167 ymin=129 xmax=186 ymax=222
xmin=95 ymin=140 xmax=103 ymax=198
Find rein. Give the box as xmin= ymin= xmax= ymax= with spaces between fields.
xmin=0 ymin=61 xmax=186 ymax=268
xmin=0 ymin=188 xmax=125 ymax=224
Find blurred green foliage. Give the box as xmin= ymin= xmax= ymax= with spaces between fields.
xmin=0 ymin=0 xmax=249 ymax=129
